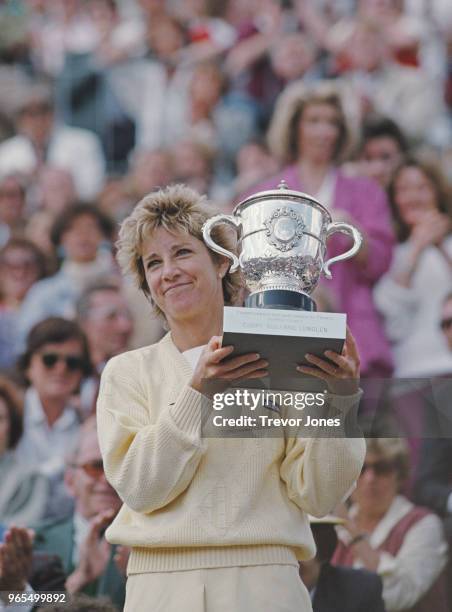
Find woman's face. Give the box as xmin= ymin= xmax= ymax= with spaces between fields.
xmin=0 ymin=399 xmax=10 ymax=455
xmin=141 ymin=227 xmax=228 ymax=329
xmin=297 ymin=103 xmax=341 ymax=165
xmin=61 ymin=214 xmax=105 ymax=263
xmin=27 ymin=339 xmax=85 ymax=402
xmin=393 ymin=166 xmax=438 ymax=229
xmin=0 ymin=246 xmax=40 ymax=304
xmin=354 ymin=451 xmax=399 ymax=517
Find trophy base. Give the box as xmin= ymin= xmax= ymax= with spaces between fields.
xmin=222 ymin=306 xmax=346 ymax=390
xmin=245 ymin=290 xmax=316 ymax=312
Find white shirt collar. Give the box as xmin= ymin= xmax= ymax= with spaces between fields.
xmin=25 ymin=387 xmax=80 ymax=431
xmin=345 ymin=495 xmax=413 ymax=548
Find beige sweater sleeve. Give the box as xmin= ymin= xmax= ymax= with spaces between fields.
xmin=280 ymin=391 xmax=365 ymax=517
xmin=97 ymin=357 xmax=208 ymax=514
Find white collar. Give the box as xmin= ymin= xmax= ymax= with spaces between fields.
xmin=25 ymin=387 xmax=80 ymax=430
xmin=348 ymin=495 xmax=413 ymax=548
xmin=313 ymin=168 xmax=337 ymax=210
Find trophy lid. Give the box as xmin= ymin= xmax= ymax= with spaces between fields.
xmin=233 ymin=179 xmax=331 ymax=217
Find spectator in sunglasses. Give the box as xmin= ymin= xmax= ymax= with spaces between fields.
xmin=333 ymin=437 xmax=448 ymax=612
xmin=16 ymin=317 xmax=92 ymax=521
xmin=32 ymin=417 xmax=125 ymax=607
xmin=0 ymin=376 xmax=49 ymax=527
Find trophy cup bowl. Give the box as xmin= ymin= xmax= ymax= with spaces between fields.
xmin=203 ymin=180 xmax=362 ymax=311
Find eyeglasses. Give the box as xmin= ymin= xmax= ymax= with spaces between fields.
xmin=72 ymin=459 xmax=104 ymax=479
xmin=440 ymin=317 xmax=452 ymax=331
xmin=40 ymin=352 xmax=84 ymax=372
xmin=360 ymin=459 xmax=395 ymax=477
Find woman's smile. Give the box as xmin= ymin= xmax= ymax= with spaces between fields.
xmin=164 ymin=281 xmax=193 ymax=295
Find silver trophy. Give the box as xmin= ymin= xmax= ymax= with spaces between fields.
xmin=203 ymin=180 xmax=362 ymax=312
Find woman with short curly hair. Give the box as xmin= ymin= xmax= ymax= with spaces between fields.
xmin=116 ymin=183 xmax=242 ymax=321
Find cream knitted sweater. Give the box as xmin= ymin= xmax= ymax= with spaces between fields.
xmin=96 ymin=333 xmax=365 ymax=574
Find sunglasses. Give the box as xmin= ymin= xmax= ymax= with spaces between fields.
xmin=440 ymin=317 xmax=452 ymax=331
xmin=40 ymin=352 xmax=84 ymax=372
xmin=360 ymin=459 xmax=395 ymax=477
xmin=72 ymin=460 xmax=104 ymax=479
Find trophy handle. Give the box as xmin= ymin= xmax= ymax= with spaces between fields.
xmin=202 ymin=215 xmax=241 ymax=272
xmin=323 ymin=222 xmax=363 ymax=280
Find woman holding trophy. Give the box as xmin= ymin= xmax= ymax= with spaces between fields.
xmin=96 ymin=184 xmax=365 ymax=611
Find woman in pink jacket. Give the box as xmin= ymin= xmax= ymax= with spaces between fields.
xmin=252 ymin=81 xmax=394 ymax=378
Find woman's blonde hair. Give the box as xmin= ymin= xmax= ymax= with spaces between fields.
xmin=366 ymin=437 xmax=410 ymax=489
xmin=267 ymin=80 xmax=350 ymax=164
xmin=116 ymin=184 xmax=242 ymax=320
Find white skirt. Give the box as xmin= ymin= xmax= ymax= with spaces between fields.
xmin=125 ymin=564 xmax=312 ymax=612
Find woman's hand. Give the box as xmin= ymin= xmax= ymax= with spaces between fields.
xmin=65 ymin=509 xmax=116 ymax=593
xmin=410 ymin=211 xmax=451 ymax=252
xmin=296 ymin=327 xmax=360 ymax=395
xmin=335 ymin=503 xmax=380 ymax=572
xmin=190 ymin=336 xmax=269 ymax=394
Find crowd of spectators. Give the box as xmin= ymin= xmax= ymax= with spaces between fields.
xmin=0 ymin=0 xmax=452 ymax=610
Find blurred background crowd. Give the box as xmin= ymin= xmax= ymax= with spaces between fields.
xmin=0 ymin=0 xmax=452 ymax=610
